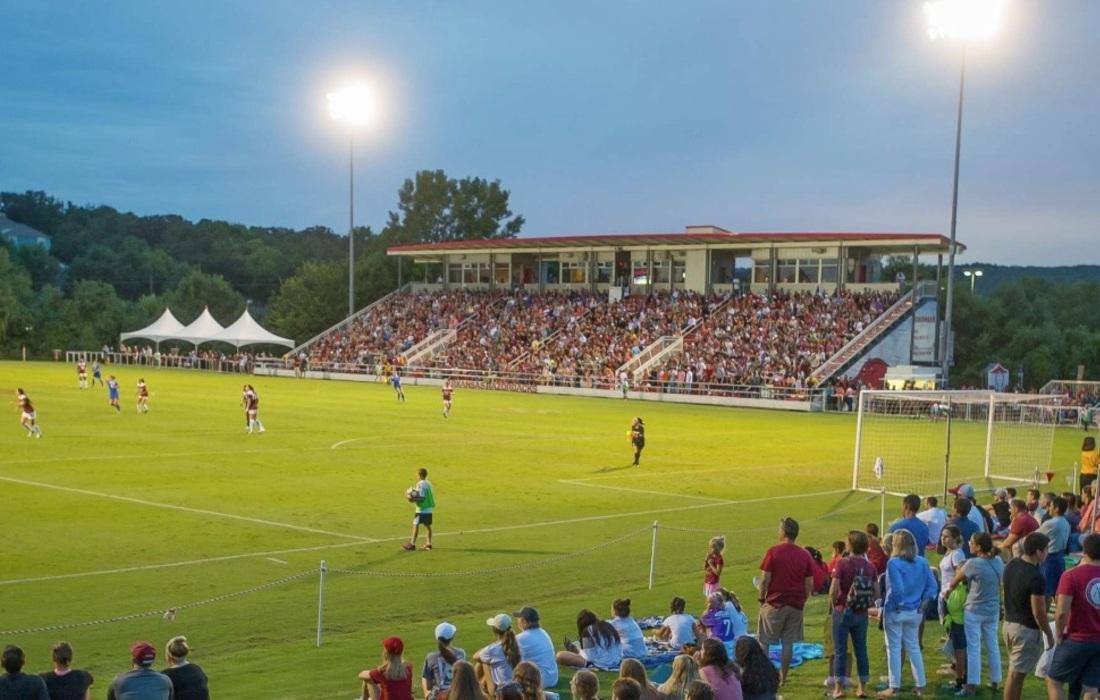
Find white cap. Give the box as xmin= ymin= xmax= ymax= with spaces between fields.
xmin=486 ymin=613 xmax=512 ymax=631
xmin=435 ymin=622 xmax=457 ymax=640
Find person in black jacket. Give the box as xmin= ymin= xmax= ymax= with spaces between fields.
xmin=162 ymin=637 xmax=209 ymax=700
xmin=0 ymin=645 xmax=49 ymax=700
xmin=39 ymin=642 xmax=93 ymax=700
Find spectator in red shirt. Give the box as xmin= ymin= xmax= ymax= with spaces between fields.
xmin=865 ymin=523 xmax=889 ymax=574
xmin=1001 ymin=498 xmax=1040 ymax=559
xmin=826 ymin=541 xmax=846 ymax=576
xmin=756 ymin=517 xmax=814 ymax=686
xmin=1045 ymin=532 xmax=1100 ymax=700
xmin=359 ymin=637 xmax=414 ymax=700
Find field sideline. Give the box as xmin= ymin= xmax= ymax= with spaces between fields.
xmin=0 ymin=362 xmax=1080 ymax=699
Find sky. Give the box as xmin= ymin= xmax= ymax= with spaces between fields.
xmin=1 ymin=1 xmax=1097 ymax=266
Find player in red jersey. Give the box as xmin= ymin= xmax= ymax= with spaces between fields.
xmin=441 ymin=379 xmax=454 ymax=418
xmin=136 ymin=378 xmax=150 ymax=413
xmin=243 ymin=384 xmax=265 ymax=434
xmin=15 ymin=388 xmax=42 ymax=438
xmin=77 ymin=360 xmax=88 ymax=389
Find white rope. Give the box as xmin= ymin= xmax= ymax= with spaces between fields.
xmin=657 ymin=493 xmax=881 ymax=534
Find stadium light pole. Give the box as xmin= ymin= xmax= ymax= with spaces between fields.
xmin=963 ymin=268 xmax=983 ymax=292
xmin=327 ymin=83 xmax=374 ymax=318
xmin=924 ymin=0 xmax=1003 ymax=387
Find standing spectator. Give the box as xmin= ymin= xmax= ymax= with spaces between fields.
xmin=423 ymin=623 xmax=466 ymax=700
xmin=1001 ymin=532 xmax=1055 ymax=700
xmin=38 ymin=642 xmax=93 ymax=700
xmin=916 ymin=496 xmax=947 ymax=547
xmin=656 ymin=597 xmax=698 ymax=650
xmin=556 ymin=610 xmax=622 ymax=669
xmin=513 ymin=608 xmax=557 ymax=688
xmin=879 ymin=529 xmax=937 ymax=698
xmin=1000 ymin=498 xmax=1040 ymax=559
xmin=657 ymin=655 xmax=701 ymax=700
xmin=569 ymin=670 xmax=600 ymax=700
xmin=888 ymin=494 xmax=931 ymax=551
xmin=697 ymin=639 xmax=744 ymax=700
xmin=756 ymin=517 xmax=814 ymax=686
xmin=1039 ymin=496 xmax=1072 ymax=606
xmin=609 ymin=599 xmax=647 ymax=660
xmin=704 ymin=536 xmax=726 ymax=597
xmin=733 ymin=638 xmax=778 ymax=700
xmin=1045 ymin=532 xmax=1100 ymax=700
xmin=865 ymin=523 xmax=889 ymax=574
xmin=474 ymin=615 xmax=520 ymax=694
xmin=1081 ymin=436 xmax=1099 ymax=493
xmin=0 ymin=645 xmax=48 ymax=700
xmin=402 ymin=468 xmax=435 ymax=551
xmin=106 ymin=642 xmax=172 ymax=700
xmin=445 ymin=661 xmax=487 ymax=700
xmin=359 ymin=637 xmax=414 ymax=700
xmin=938 ymin=525 xmax=968 ymax=690
xmin=945 ymin=532 xmax=1004 ymax=696
xmin=829 ymin=530 xmax=879 ymax=700
xmin=162 ymin=637 xmax=208 ymax=700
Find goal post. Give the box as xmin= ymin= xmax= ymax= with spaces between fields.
xmin=852 ymin=390 xmax=1061 ymax=497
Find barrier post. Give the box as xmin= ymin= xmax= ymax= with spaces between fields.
xmin=879 ymin=487 xmax=887 ymax=537
xmin=316 ymin=560 xmax=327 ymax=648
xmin=648 ymin=521 xmax=659 ymax=589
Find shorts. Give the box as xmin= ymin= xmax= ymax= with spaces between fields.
xmin=414 ymin=513 xmax=433 ymax=526
xmin=108 ymin=392 xmax=119 ymax=401
xmin=1002 ymin=622 xmax=1042 ymax=674
xmin=21 ymin=411 xmax=35 ymax=421
xmin=757 ymin=603 xmax=803 ymax=648
xmin=704 ymin=582 xmax=720 ymax=597
xmin=1047 ymin=638 xmax=1100 ymax=688
xmin=632 ymin=439 xmax=645 ymax=450
xmin=948 ymin=622 xmax=967 ymax=651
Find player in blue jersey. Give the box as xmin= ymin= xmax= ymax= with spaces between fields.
xmin=91 ymin=361 xmax=104 ymax=387
xmin=106 ymin=375 xmax=121 ymax=412
xmin=390 ymin=370 xmax=405 ymax=402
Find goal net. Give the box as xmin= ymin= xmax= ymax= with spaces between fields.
xmin=852 ymin=390 xmax=1061 ymax=497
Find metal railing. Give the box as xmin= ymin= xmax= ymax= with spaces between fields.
xmin=65 ymin=351 xmax=258 ymax=374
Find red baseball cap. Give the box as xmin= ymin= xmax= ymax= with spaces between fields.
xmin=382 ymin=636 xmax=404 ymax=655
xmin=130 ymin=641 xmax=156 ymax=666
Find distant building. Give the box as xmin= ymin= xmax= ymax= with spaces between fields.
xmin=0 ymin=215 xmax=51 ymax=251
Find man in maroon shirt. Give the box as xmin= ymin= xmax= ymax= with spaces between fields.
xmin=1045 ymin=532 xmax=1100 ymax=700
xmin=1001 ymin=498 xmax=1040 ymax=559
xmin=757 ymin=516 xmax=814 ymax=685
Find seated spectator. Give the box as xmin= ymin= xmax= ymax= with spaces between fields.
xmin=423 ymin=622 xmax=466 ymax=700
xmin=716 ymin=589 xmax=749 ymax=641
xmin=617 ymin=660 xmax=662 ymax=700
xmin=987 ymin=488 xmax=1012 ymax=535
xmin=865 ymin=523 xmax=889 ymax=573
xmin=806 ymin=546 xmax=830 ymax=594
xmin=511 ymin=662 xmax=546 ymax=700
xmin=569 ymin=670 xmax=600 ymax=700
xmin=494 ymin=683 xmax=523 ymax=700
xmin=556 ymin=610 xmax=622 ymax=669
xmin=612 ymin=678 xmax=642 ymax=700
xmin=684 ymin=681 xmax=714 ymax=700
xmin=107 ymin=641 xmax=172 ymax=700
xmin=699 ymin=593 xmax=737 ymax=655
xmin=359 ymin=636 xmax=414 ymax=700
xmin=657 ymin=655 xmax=702 ymax=700
xmin=697 ymin=638 xmax=744 ymax=700
xmin=916 ymin=496 xmax=947 ymax=548
xmin=655 ymin=597 xmax=698 ymax=650
xmin=474 ymin=615 xmax=520 ymax=694
xmin=1 ymin=644 xmax=49 ymax=700
xmin=1000 ymin=499 xmax=1039 ymax=559
xmin=513 ymin=607 xmax=557 ymax=688
xmin=445 ymin=661 xmax=488 ymax=700
xmin=733 ymin=638 xmax=778 ymax=700
xmin=163 ymin=636 xmax=209 ymax=700
xmin=609 ymin=599 xmax=647 ymax=660
xmin=39 ymin=641 xmax=93 ymax=700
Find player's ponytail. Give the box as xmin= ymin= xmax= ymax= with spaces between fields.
xmin=501 ymin=629 xmax=520 ymax=669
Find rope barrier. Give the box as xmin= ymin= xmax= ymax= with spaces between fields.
xmin=0 ymin=570 xmax=315 ymax=637
xmin=328 ymin=526 xmax=651 ymax=578
xmin=657 ymin=492 xmax=882 ymax=534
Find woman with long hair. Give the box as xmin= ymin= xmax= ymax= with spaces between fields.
xmin=556 ymin=609 xmax=622 ymax=669
xmin=878 ymin=529 xmax=937 ymax=698
xmin=944 ymin=532 xmax=1004 ymax=696
xmin=446 ymin=661 xmax=488 ymax=700
xmin=423 ymin=622 xmax=466 ymax=700
xmin=570 ymin=670 xmax=600 ymax=700
xmin=617 ymin=659 xmax=662 ymax=700
xmin=359 ymin=636 xmax=414 ymax=700
xmin=610 ymin=598 xmax=647 ymax=659
xmin=474 ymin=614 xmax=521 ymax=694
xmin=657 ymin=655 xmax=702 ymax=700
xmin=938 ymin=525 xmax=968 ymax=691
xmin=827 ymin=530 xmax=879 ymax=699
xmin=734 ymin=638 xmax=778 ymax=700
xmin=511 ymin=662 xmax=544 ymax=700
xmin=697 ymin=638 xmax=743 ymax=700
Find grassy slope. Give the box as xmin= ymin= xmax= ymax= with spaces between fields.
xmin=0 ymin=362 xmax=1081 ymax=699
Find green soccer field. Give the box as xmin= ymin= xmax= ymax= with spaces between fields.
xmin=0 ymin=362 xmax=1080 ymax=699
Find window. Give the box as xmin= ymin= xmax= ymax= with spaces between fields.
xmin=462 ymin=263 xmax=478 ymax=284
xmin=448 ymin=264 xmax=462 ymax=284
xmin=560 ymin=261 xmax=587 ymax=284
xmin=632 ymin=266 xmax=649 ymax=285
xmin=797 ymin=259 xmax=819 ymax=283
xmin=820 ymin=260 xmax=838 ymax=284
xmin=596 ymin=261 xmax=613 ymax=283
xmin=540 ymin=260 xmax=560 ymax=285
xmin=777 ymin=259 xmax=797 ymax=283
xmin=672 ymin=259 xmax=686 ymax=284
xmin=653 ymin=259 xmax=671 ymax=284
xmin=494 ymin=263 xmax=510 ymax=285
xmin=753 ymin=260 xmax=771 ymax=283
xmin=479 ymin=264 xmax=491 ymax=284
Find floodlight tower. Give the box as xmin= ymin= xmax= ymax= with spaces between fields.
xmin=327 ymin=84 xmax=374 ymax=318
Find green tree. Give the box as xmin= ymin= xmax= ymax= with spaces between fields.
xmin=169 ymin=269 xmax=245 ymax=324
xmin=267 ymin=261 xmax=347 ymax=343
xmin=384 ymin=170 xmax=524 ymax=244
xmin=0 ymin=247 xmax=33 ymax=346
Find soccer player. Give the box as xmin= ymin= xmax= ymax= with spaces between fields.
xmin=391 ymin=370 xmax=405 ymax=402
xmin=15 ymin=388 xmax=42 ymax=438
xmin=106 ymin=375 xmax=121 ymax=412
xmin=91 ymin=360 xmax=104 ymax=387
xmin=630 ymin=417 xmax=645 ymax=467
xmin=136 ymin=378 xmax=150 ymax=413
xmin=441 ymin=379 xmax=454 ymax=418
xmin=77 ymin=359 xmax=88 ymax=389
xmin=403 ymin=468 xmax=435 ymax=551
xmin=243 ymin=384 xmax=265 ymax=434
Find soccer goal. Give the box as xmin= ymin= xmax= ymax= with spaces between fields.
xmin=852 ymin=390 xmax=1062 ymax=497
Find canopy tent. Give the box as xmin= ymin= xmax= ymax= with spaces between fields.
xmin=177 ymin=306 xmax=226 ymax=346
xmin=209 ymin=309 xmax=294 ymax=349
xmin=119 ymin=308 xmax=186 ymax=349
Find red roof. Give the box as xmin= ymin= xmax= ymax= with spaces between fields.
xmin=387 ymin=231 xmax=961 ymax=254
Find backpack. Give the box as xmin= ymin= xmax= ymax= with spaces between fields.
xmin=845 ymin=561 xmax=875 ymax=612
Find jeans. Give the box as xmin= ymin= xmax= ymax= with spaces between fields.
xmin=964 ymin=609 xmax=1002 ymax=686
xmin=832 ymin=609 xmax=870 ymax=682
xmin=884 ymin=608 xmax=926 ymax=689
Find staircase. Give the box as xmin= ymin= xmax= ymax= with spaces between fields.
xmin=808 ymin=288 xmax=918 ymax=385
xmin=403 ymin=329 xmax=457 ymax=366
xmin=287 ymin=283 xmax=411 ymax=358
xmin=619 ymin=336 xmax=684 ymax=381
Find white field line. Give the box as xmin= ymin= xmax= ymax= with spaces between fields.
xmin=0 ymin=475 xmax=378 ymax=543
xmin=0 ymin=447 xmax=298 ymax=466
xmin=0 ymin=487 xmax=861 ymax=586
xmin=265 ymin=558 xmax=288 ymax=564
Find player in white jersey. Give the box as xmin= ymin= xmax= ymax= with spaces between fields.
xmin=77 ymin=360 xmax=88 ymax=389
xmin=15 ymin=388 xmax=42 ymax=438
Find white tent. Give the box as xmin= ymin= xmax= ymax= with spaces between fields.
xmin=209 ymin=309 xmax=294 ymax=349
xmin=119 ymin=308 xmax=186 ymax=349
xmin=177 ymin=306 xmax=226 ymax=346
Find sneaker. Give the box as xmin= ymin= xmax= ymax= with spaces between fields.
xmin=420 ymin=544 xmax=432 ymax=551
xmin=259 ymin=428 xmax=266 ymax=433
xmin=401 ymin=542 xmax=415 ymax=551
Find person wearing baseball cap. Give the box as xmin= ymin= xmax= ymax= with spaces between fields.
xmin=949 ymin=483 xmax=995 ymax=534
xmin=473 ymin=614 xmax=519 ymax=694
xmin=359 ymin=636 xmax=413 ymax=700
xmin=513 ymin=607 xmax=558 ymax=687
xmin=106 ymin=641 xmax=172 ymax=700
xmin=422 ymin=623 xmax=465 ymax=700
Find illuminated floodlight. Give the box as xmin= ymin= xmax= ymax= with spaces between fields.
xmin=327 ymin=83 xmax=373 ymax=127
xmin=924 ymin=0 xmax=1003 ymax=41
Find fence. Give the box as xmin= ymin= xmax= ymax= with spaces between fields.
xmin=64 ymin=351 xmax=260 ymax=374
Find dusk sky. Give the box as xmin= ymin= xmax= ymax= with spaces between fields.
xmin=2 ymin=2 xmax=1097 ymax=265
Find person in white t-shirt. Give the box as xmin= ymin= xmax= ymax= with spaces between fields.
xmin=513 ymin=607 xmax=559 ymax=688
xmin=473 ymin=613 xmax=521 ymax=694
xmin=655 ymin=597 xmax=699 ymax=650
xmin=916 ymin=496 xmax=947 ymax=548
xmin=610 ymin=598 xmax=647 ymax=659
xmin=556 ymin=609 xmax=622 ymax=669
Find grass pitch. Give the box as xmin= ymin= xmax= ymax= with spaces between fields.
xmin=0 ymin=362 xmax=1081 ymax=699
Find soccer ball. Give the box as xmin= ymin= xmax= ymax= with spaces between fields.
xmin=405 ymin=487 xmax=422 ymax=503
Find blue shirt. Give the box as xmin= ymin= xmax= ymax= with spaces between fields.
xmin=391 ymin=375 xmax=402 ymax=388
xmin=889 ymin=516 xmax=931 ymax=551
xmin=950 ymin=516 xmax=980 ymax=557
xmin=883 ymin=556 xmax=939 ymax=613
